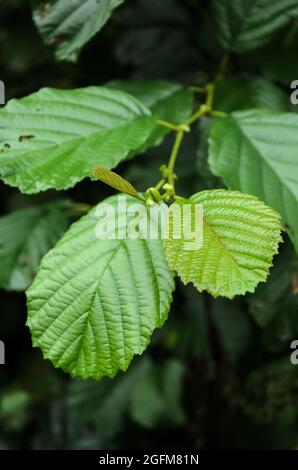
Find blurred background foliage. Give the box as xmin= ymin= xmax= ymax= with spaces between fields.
xmin=1 ymin=0 xmax=298 ymax=450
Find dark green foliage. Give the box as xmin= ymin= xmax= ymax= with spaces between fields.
xmin=0 ymin=0 xmax=298 ymax=451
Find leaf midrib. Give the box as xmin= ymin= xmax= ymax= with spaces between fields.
xmin=203 ymin=215 xmax=247 ymax=286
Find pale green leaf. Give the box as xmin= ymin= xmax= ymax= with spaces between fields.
xmin=0 ymin=201 xmax=69 ymax=291
xmin=108 ymin=80 xmax=194 ymax=151
xmin=209 ymin=110 xmax=298 ymax=252
xmin=164 ymin=190 xmax=282 ymax=299
xmin=0 ymin=86 xmax=155 ymax=194
xmin=92 ymin=166 xmax=141 ymax=199
xmin=26 ymin=194 xmax=175 ymax=379
xmin=213 ymin=0 xmax=298 ymax=52
xmin=32 ymin=0 xmax=124 ymax=62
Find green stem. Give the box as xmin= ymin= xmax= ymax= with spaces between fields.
xmin=157 ymin=119 xmax=182 ymax=132
xmin=206 ymin=83 xmax=215 ymax=110
xmin=184 ymin=105 xmax=208 ymax=126
xmin=189 ymin=85 xmax=207 ymax=94
xmin=184 ymin=84 xmax=215 ymax=126
xmin=154 ymin=178 xmax=166 ymax=191
xmin=211 ymin=110 xmax=228 ymax=118
xmin=167 ymin=130 xmax=184 ymax=188
xmin=154 ymin=76 xmax=226 ymax=198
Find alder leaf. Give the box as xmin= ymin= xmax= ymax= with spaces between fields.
xmin=108 ymin=80 xmax=193 ymax=150
xmin=32 ymin=0 xmax=124 ymax=62
xmin=209 ymin=110 xmax=298 ymax=253
xmin=213 ymin=0 xmax=298 ymax=53
xmin=164 ymin=190 xmax=282 ymax=299
xmin=0 ymin=86 xmax=155 ymax=194
xmin=0 ymin=201 xmax=69 ymax=291
xmin=26 ymin=194 xmax=175 ymax=379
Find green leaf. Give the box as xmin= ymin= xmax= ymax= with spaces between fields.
xmin=26 ymin=194 xmax=175 ymax=379
xmin=130 ymin=359 xmax=186 ymax=429
xmin=209 ymin=110 xmax=298 ymax=252
xmin=0 ymin=201 xmax=69 ymax=291
xmin=108 ymin=80 xmax=193 ymax=150
xmin=196 ymin=116 xmax=222 ymax=190
xmin=164 ymin=190 xmax=282 ymax=299
xmin=0 ymin=86 xmax=156 ymax=194
xmin=32 ymin=0 xmax=124 ymax=62
xmin=92 ymin=166 xmax=141 ymax=199
xmin=213 ymin=0 xmax=298 ymax=52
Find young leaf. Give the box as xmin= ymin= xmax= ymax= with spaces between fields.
xmin=164 ymin=190 xmax=282 ymax=299
xmin=0 ymin=201 xmax=69 ymax=291
xmin=209 ymin=110 xmax=298 ymax=253
xmin=213 ymin=0 xmax=298 ymax=53
xmin=26 ymin=194 xmax=175 ymax=380
xmin=0 ymin=86 xmax=156 ymax=194
xmin=32 ymin=0 xmax=124 ymax=62
xmin=92 ymin=166 xmax=141 ymax=199
xmin=108 ymin=80 xmax=194 ymax=150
